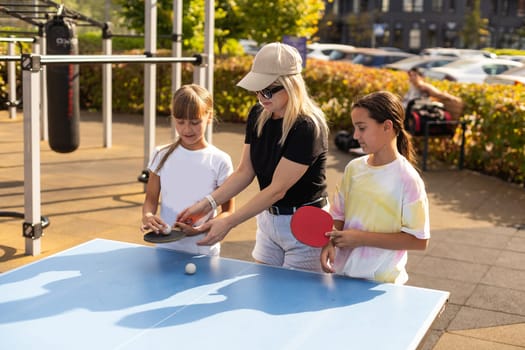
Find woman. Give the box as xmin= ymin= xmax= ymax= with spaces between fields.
xmin=177 ymin=42 xmax=329 ymax=272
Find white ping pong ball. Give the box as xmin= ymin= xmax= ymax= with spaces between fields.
xmin=185 ymin=262 xmax=197 ymax=275
xmin=161 ymin=224 xmax=171 ymax=234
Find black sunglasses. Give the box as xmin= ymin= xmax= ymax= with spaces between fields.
xmin=256 ymin=85 xmax=285 ymax=99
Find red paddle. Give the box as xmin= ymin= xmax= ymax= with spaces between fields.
xmin=290 ymin=206 xmax=333 ymax=247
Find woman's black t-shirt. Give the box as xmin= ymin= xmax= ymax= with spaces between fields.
xmin=244 ymin=104 xmax=328 ymax=207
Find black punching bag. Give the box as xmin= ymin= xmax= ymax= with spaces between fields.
xmin=46 ymin=16 xmax=80 ymax=153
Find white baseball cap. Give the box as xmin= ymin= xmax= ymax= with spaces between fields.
xmin=237 ymin=42 xmax=302 ymax=91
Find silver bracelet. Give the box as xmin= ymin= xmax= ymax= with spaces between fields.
xmin=205 ymin=194 xmax=218 ymax=210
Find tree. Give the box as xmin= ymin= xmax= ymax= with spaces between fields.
xmin=236 ymin=0 xmax=325 ymax=44
xmin=114 ymin=0 xmax=325 ymax=52
xmin=461 ymin=0 xmax=489 ymax=48
xmin=346 ymin=12 xmax=374 ymax=47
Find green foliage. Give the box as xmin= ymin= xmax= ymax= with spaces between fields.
xmin=461 ymin=0 xmax=489 ymax=48
xmin=78 ymin=31 xmax=146 ymax=53
xmin=236 ymin=0 xmax=325 ymax=44
xmin=113 ymin=0 xmax=325 ymax=52
xmin=75 ymin=54 xmax=525 ymax=186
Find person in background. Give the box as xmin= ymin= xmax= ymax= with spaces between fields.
xmin=177 ymin=42 xmax=330 ymax=272
xmin=141 ymin=84 xmax=234 ymax=256
xmin=403 ymin=67 xmax=463 ymax=120
xmin=321 ymin=91 xmax=429 ymax=284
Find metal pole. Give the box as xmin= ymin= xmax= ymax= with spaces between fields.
xmin=204 ymin=0 xmax=214 ymax=143
xmin=22 ymin=54 xmax=42 ymax=256
xmin=39 ymin=32 xmax=49 ymax=141
xmin=144 ymin=0 xmax=157 ymax=177
xmin=171 ymin=0 xmax=183 ymax=140
xmin=7 ymin=39 xmax=17 ymax=119
xmin=102 ymin=35 xmax=112 ymax=148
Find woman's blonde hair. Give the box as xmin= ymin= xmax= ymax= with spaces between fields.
xmin=255 ymin=74 xmax=328 ymax=145
xmin=154 ymin=84 xmax=213 ymax=172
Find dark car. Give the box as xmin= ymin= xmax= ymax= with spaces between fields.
xmin=351 ymin=48 xmax=415 ymax=67
xmin=330 ymin=47 xmax=415 ymax=67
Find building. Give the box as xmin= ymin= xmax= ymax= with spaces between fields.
xmin=318 ymin=0 xmax=525 ymax=52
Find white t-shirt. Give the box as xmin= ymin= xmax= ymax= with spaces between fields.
xmin=148 ymin=143 xmax=233 ymax=255
xmin=330 ymin=155 xmax=430 ymax=284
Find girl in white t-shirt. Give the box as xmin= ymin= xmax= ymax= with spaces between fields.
xmin=321 ymin=91 xmax=430 ymax=284
xmin=140 ymin=84 xmax=234 ymax=255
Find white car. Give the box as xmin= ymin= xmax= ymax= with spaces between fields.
xmin=307 ymin=43 xmax=355 ymax=61
xmin=420 ymin=47 xmax=496 ymax=58
xmin=424 ymin=57 xmax=523 ymax=83
xmin=484 ymin=65 xmax=525 ymax=85
xmin=239 ymin=39 xmax=260 ymax=56
xmin=384 ymin=55 xmax=458 ymax=72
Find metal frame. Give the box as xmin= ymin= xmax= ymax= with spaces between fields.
xmin=2 ymin=0 xmax=216 ymax=256
xmin=13 ymin=53 xmax=206 ymax=256
xmin=422 ymin=120 xmax=467 ymax=171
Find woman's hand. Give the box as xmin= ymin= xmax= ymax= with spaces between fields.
xmin=177 ymin=198 xmax=212 ymax=226
xmin=195 ymin=217 xmax=234 ymax=246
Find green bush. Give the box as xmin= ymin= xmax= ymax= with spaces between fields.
xmin=77 ymin=55 xmax=525 ymax=186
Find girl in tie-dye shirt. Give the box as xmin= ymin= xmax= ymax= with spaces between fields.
xmin=321 ymin=91 xmax=430 ymax=284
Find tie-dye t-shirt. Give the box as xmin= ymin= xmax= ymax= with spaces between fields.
xmin=330 ymin=155 xmax=430 ymax=284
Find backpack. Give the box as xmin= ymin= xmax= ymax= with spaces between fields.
xmin=405 ymin=98 xmax=455 ymax=136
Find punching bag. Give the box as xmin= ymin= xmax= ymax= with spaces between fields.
xmin=46 ymin=16 xmax=80 ymax=153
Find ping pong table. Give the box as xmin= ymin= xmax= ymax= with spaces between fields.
xmin=0 ymin=239 xmax=448 ymax=349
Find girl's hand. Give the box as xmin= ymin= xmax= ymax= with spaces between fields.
xmin=327 ymin=229 xmax=363 ymax=249
xmin=172 ymin=221 xmax=201 ymax=236
xmin=320 ymin=241 xmax=336 ymax=273
xmin=141 ymin=213 xmax=169 ymax=234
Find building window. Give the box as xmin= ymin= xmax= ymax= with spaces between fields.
xmin=381 ymin=0 xmax=390 ymax=12
xmin=353 ymin=0 xmax=369 ymax=13
xmin=519 ymin=0 xmax=525 ymax=17
xmin=449 ymin=0 xmax=456 ymax=11
xmin=432 ymin=0 xmax=443 ymax=11
xmin=491 ymin=0 xmax=498 ymax=14
xmin=403 ymin=0 xmax=423 ymax=12
xmin=394 ymin=24 xmax=403 ymax=47
xmin=502 ymin=0 xmax=509 ymax=15
xmin=409 ymin=28 xmax=421 ymax=49
xmin=427 ymin=23 xmax=438 ymax=47
xmin=330 ymin=0 xmax=339 ymax=15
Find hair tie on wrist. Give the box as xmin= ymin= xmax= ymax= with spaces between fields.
xmin=205 ymin=194 xmax=217 ymax=210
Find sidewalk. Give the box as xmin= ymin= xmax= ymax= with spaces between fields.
xmin=1 ymin=110 xmax=524 ymax=349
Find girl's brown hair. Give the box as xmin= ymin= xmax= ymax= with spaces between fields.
xmin=351 ymin=91 xmax=417 ymax=166
xmin=153 ymin=84 xmax=213 ymax=172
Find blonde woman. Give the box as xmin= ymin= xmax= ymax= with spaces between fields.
xmin=178 ymin=42 xmax=329 ymax=272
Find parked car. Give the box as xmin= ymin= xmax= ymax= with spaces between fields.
xmin=329 ymin=47 xmax=415 ymax=67
xmin=350 ymin=48 xmax=415 ymax=67
xmin=424 ymin=57 xmax=523 ymax=83
xmin=483 ymin=65 xmax=525 ymax=85
xmin=306 ymin=43 xmax=355 ymax=61
xmin=496 ymin=54 xmax=525 ymax=63
xmin=384 ymin=55 xmax=458 ymax=72
xmin=420 ymin=47 xmax=496 ymax=58
xmin=239 ymin=39 xmax=260 ymax=56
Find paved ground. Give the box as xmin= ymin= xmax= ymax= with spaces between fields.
xmin=1 ymin=110 xmax=524 ymax=349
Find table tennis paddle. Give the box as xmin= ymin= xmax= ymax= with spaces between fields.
xmin=290 ymin=206 xmax=333 ymax=248
xmin=143 ymin=226 xmax=186 ymax=244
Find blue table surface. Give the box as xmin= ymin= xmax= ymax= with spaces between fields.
xmin=0 ymin=239 xmax=449 ymax=350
